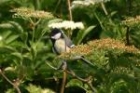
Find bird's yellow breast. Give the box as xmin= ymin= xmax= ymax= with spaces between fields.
xmin=54 ymin=39 xmax=70 ymax=54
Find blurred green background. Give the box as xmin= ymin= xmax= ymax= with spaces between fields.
xmin=0 ymin=0 xmax=140 ymax=93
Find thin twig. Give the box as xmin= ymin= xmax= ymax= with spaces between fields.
xmin=46 ymin=61 xmax=65 ymax=70
xmin=66 ymin=69 xmax=89 ymax=82
xmin=67 ymin=0 xmax=73 ymax=37
xmin=67 ymin=0 xmax=73 ymax=21
xmin=46 ymin=61 xmax=68 ymax=93
xmin=0 ymin=69 xmax=21 ymax=93
xmin=46 ymin=60 xmax=95 ymax=92
xmin=86 ymin=77 xmax=97 ymax=93
xmin=66 ymin=69 xmax=95 ymax=92
xmin=46 ymin=62 xmax=58 ymax=70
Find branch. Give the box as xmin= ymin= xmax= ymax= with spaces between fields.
xmin=66 ymin=69 xmax=96 ymax=92
xmin=86 ymin=77 xmax=97 ymax=93
xmin=46 ymin=61 xmax=65 ymax=70
xmin=0 ymin=69 xmax=21 ymax=93
xmin=60 ymin=71 xmax=67 ymax=93
xmin=46 ymin=61 xmax=96 ymax=92
xmin=46 ymin=62 xmax=58 ymax=70
xmin=46 ymin=61 xmax=67 ymax=93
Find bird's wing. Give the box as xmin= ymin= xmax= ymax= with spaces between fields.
xmin=62 ymin=32 xmax=75 ymax=48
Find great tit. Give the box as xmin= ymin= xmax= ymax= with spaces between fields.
xmin=50 ymin=28 xmax=95 ymax=67
xmin=50 ymin=28 xmax=74 ymax=54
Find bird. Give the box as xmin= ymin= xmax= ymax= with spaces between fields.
xmin=50 ymin=28 xmax=95 ymax=68
xmin=50 ymin=28 xmax=74 ymax=55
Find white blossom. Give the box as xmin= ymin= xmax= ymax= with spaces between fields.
xmin=48 ymin=20 xmax=84 ymax=30
xmin=71 ymin=0 xmax=110 ymax=9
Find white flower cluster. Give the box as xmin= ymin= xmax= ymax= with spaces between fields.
xmin=71 ymin=0 xmax=110 ymax=9
xmin=11 ymin=7 xmax=53 ymax=19
xmin=48 ymin=21 xmax=84 ymax=30
xmin=72 ymin=0 xmax=95 ymax=7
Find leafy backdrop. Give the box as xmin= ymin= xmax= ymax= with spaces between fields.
xmin=0 ymin=0 xmax=140 ymax=93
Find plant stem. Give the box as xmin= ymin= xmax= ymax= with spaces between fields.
xmin=35 ymin=0 xmax=41 ymax=10
xmin=67 ymin=0 xmax=72 ymax=21
xmin=94 ymin=12 xmax=106 ymax=31
xmin=0 ymin=69 xmax=21 ymax=93
xmin=126 ymin=26 xmax=130 ymax=45
xmin=60 ymin=71 xmax=67 ymax=93
xmin=125 ymin=0 xmax=132 ymax=45
xmin=67 ymin=0 xmax=73 ymax=37
xmin=126 ymin=0 xmax=132 ymax=15
xmin=54 ymin=0 xmax=62 ymax=13
xmin=66 ymin=70 xmax=88 ymax=82
xmin=60 ymin=62 xmax=67 ymax=93
xmin=66 ymin=69 xmax=95 ymax=92
xmin=87 ymin=78 xmax=97 ymax=93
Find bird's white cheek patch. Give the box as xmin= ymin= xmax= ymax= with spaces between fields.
xmin=51 ymin=33 xmax=61 ymax=39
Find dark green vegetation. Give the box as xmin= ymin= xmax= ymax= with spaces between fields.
xmin=0 ymin=0 xmax=140 ymax=93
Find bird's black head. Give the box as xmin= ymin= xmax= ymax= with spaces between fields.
xmin=50 ymin=28 xmax=63 ymax=40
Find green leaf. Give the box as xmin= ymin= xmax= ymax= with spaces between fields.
xmin=0 ymin=30 xmax=19 ymax=44
xmin=75 ymin=25 xmax=96 ymax=44
xmin=1 ymin=30 xmax=11 ymax=39
xmin=0 ymin=46 xmax=16 ymax=53
xmin=110 ymin=11 xmax=117 ymax=17
xmin=5 ymin=35 xmax=19 ymax=44
xmin=26 ymin=84 xmax=42 ymax=93
xmin=11 ymin=52 xmax=23 ymax=60
xmin=5 ymin=88 xmax=15 ymax=93
xmin=9 ymin=21 xmax=24 ymax=33
xmin=66 ymin=79 xmax=83 ymax=88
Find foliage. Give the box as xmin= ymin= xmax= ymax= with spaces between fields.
xmin=0 ymin=0 xmax=140 ymax=93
